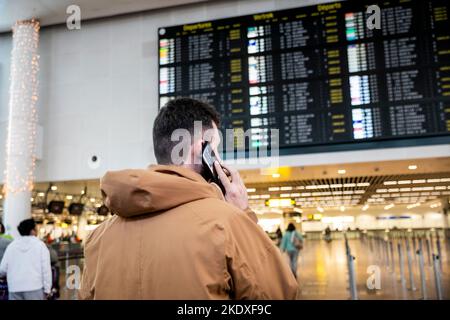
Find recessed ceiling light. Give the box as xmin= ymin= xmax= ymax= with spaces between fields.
xmin=338 ymin=169 xmax=346 ymax=174
xmin=408 ymin=165 xmax=417 ymax=170
xmin=51 ymin=185 xmax=57 ymax=191
xmin=357 ymin=182 xmax=370 ymax=187
xmin=66 ymin=195 xmax=73 ymax=200
xmin=407 ymin=203 xmax=420 ymax=209
xmin=343 ymin=183 xmax=356 ymax=187
xmin=272 ymin=173 xmax=280 ymax=178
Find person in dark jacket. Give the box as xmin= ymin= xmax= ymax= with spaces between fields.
xmin=275 ymin=227 xmax=283 ymax=247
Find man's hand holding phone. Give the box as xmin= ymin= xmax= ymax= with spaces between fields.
xmin=214 ymin=161 xmax=249 ymax=211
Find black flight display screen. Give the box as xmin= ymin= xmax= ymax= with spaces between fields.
xmin=158 ymin=0 xmax=450 ymax=152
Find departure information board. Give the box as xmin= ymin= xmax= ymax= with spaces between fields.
xmin=158 ymin=0 xmax=450 ymax=151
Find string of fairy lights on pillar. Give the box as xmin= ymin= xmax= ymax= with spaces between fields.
xmin=3 ymin=19 xmax=40 ymax=196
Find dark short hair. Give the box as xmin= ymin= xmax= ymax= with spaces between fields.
xmin=287 ymin=223 xmax=296 ymax=232
xmin=17 ymin=219 xmax=36 ymax=236
xmin=153 ymin=98 xmax=220 ymax=164
xmin=0 ymin=222 xmax=5 ymax=234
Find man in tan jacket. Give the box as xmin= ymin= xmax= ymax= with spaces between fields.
xmin=79 ymin=98 xmax=298 ymax=299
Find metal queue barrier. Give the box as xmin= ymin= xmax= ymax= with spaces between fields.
xmin=306 ymin=228 xmax=446 ymax=300
xmin=417 ymin=238 xmax=427 ymax=299
xmin=432 ymin=253 xmax=443 ymax=300
xmin=363 ymin=229 xmax=445 ymax=300
xmin=58 ymin=251 xmax=84 ymax=300
xmin=344 ymin=233 xmax=358 ymax=300
xmin=405 ymin=236 xmax=417 ymax=292
xmin=397 ymin=240 xmax=406 ymax=290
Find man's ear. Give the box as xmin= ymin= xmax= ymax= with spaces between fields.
xmin=183 ymin=138 xmax=202 ymax=166
xmin=193 ymin=138 xmax=204 ymax=165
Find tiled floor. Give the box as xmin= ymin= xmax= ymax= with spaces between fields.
xmin=296 ymin=237 xmax=449 ymax=300
xmin=58 ymin=236 xmax=450 ymax=300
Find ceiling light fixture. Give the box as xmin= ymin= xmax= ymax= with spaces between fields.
xmin=407 ymin=203 xmax=421 ymax=209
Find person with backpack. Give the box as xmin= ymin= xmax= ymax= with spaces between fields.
xmin=280 ymin=223 xmax=304 ymax=278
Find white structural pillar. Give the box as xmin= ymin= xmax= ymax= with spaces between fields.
xmin=3 ymin=19 xmax=40 ymax=239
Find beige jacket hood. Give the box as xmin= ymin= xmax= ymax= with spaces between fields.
xmin=101 ymin=165 xmax=224 ymax=218
xmin=79 ymin=165 xmax=298 ymax=300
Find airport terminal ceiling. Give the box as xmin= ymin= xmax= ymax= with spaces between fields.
xmin=1 ymin=157 xmax=448 ymax=220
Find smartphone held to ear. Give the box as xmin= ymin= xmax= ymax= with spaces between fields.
xmin=202 ymin=142 xmax=228 ymax=195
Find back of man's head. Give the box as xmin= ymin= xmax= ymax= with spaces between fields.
xmin=153 ymin=98 xmax=220 ymax=165
xmin=17 ymin=219 xmax=36 ymax=236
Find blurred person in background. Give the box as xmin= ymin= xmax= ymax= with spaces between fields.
xmin=0 ymin=222 xmax=12 ymax=261
xmin=0 ymin=222 xmax=13 ymax=241
xmin=0 ymin=222 xmax=12 ymax=300
xmin=280 ymin=223 xmax=304 ymax=278
xmin=0 ymin=219 xmax=52 ymax=300
xmin=275 ymin=227 xmax=283 ymax=247
xmin=324 ymin=226 xmax=332 ymax=243
xmin=46 ymin=241 xmax=60 ymax=299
